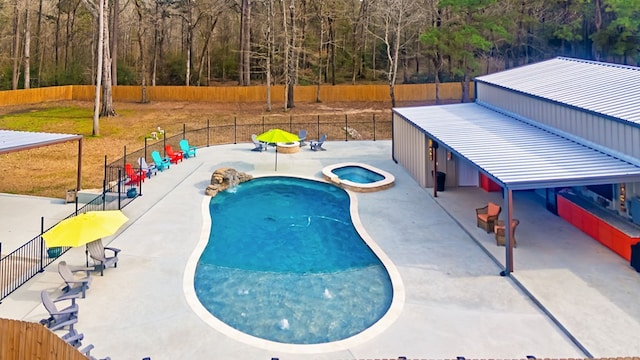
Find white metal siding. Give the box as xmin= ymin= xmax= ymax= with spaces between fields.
xmin=393 ymin=103 xmax=640 ymax=190
xmin=393 ymin=114 xmax=429 ymax=187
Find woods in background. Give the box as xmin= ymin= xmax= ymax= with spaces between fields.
xmin=2 ymin=0 xmax=639 ymax=93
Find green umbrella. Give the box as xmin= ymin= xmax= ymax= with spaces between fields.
xmin=256 ymin=129 xmax=300 ymax=171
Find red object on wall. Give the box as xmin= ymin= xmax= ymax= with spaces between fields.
xmin=557 ymin=195 xmax=637 ymax=261
xmin=479 ymin=173 xmax=502 ymax=192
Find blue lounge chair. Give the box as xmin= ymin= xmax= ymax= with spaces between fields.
xmin=310 ymin=134 xmax=327 ymax=151
xmin=40 ymin=290 xmax=79 ymax=331
xmin=151 ymin=150 xmax=171 ymax=171
xmin=251 ymin=134 xmax=268 ymax=152
xmin=58 ymin=261 xmax=92 ymax=299
xmin=87 ymin=239 xmax=121 ymax=276
xmin=137 ymin=157 xmax=157 ymax=177
xmin=298 ymin=130 xmax=307 ymax=147
xmin=179 ymin=139 xmax=197 ymax=158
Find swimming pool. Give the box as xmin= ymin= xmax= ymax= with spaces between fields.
xmin=322 ymin=162 xmax=395 ymax=192
xmin=184 ymin=176 xmax=404 ymax=353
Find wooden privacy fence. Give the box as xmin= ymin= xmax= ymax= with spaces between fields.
xmin=0 ymin=83 xmax=472 ymax=106
xmin=0 ymin=318 xmax=87 ymax=360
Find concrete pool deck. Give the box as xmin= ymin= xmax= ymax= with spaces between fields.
xmin=2 ymin=140 xmax=640 ymax=359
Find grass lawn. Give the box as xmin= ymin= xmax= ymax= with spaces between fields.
xmin=0 ymin=100 xmax=396 ymax=198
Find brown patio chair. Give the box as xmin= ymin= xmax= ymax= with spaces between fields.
xmin=495 ymin=219 xmax=520 ymax=247
xmin=475 ymin=202 xmax=502 ymax=233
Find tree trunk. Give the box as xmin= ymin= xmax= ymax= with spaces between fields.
xmin=316 ymin=8 xmax=324 ymax=103
xmin=134 ymin=0 xmax=148 ymax=103
xmin=34 ymin=0 xmax=43 ymax=86
xmin=92 ymin=0 xmax=104 ymax=136
xmin=100 ymin=0 xmax=116 ymax=117
xmin=265 ymin=0 xmax=273 ymax=111
xmin=286 ymin=0 xmax=295 ymax=109
xmin=239 ymin=0 xmax=251 ymax=85
xmin=282 ymin=0 xmax=289 ymax=110
xmin=12 ymin=0 xmax=21 ymax=90
xmin=328 ymin=16 xmax=335 ymax=85
xmin=111 ymin=0 xmax=118 ymax=85
xmin=24 ymin=0 xmax=30 ymax=89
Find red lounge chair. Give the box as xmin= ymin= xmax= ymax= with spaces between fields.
xmin=124 ymin=163 xmax=146 ymax=185
xmin=165 ymin=145 xmax=184 ymax=164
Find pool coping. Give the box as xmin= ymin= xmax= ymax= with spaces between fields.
xmin=183 ymin=174 xmax=406 ymax=354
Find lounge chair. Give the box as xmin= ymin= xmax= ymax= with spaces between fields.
xmin=137 ymin=157 xmax=157 ymax=178
xmin=58 ymin=261 xmax=92 ymax=299
xmin=298 ymin=130 xmax=308 ymax=146
xmin=179 ymin=139 xmax=197 ymax=158
xmin=165 ymin=145 xmax=184 ymax=164
xmin=310 ymin=134 xmax=327 ymax=151
xmin=62 ymin=328 xmax=85 ymax=348
xmin=87 ymin=239 xmax=121 ymax=276
xmin=81 ymin=344 xmax=112 ymax=360
xmin=124 ymin=163 xmax=146 ymax=186
xmin=251 ymin=134 xmax=268 ymax=152
xmin=40 ymin=290 xmax=79 ymax=331
xmin=476 ymin=202 xmax=502 ymax=233
xmin=151 ymin=150 xmax=171 ymax=171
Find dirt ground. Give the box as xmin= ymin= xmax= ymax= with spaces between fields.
xmin=0 ymin=99 xmax=426 ymax=198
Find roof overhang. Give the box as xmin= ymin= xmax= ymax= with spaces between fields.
xmin=393 ymin=103 xmax=640 ymax=191
xmin=0 ymin=130 xmax=83 ymax=192
xmin=0 ymin=130 xmax=82 ymax=154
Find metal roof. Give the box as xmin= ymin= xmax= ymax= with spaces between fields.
xmin=0 ymin=130 xmax=82 ymax=155
xmin=475 ymin=57 xmax=640 ymax=125
xmin=393 ymin=103 xmax=640 ymax=190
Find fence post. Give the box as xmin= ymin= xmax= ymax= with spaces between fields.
xmin=317 ymin=115 xmax=320 ymax=138
xmin=373 ymin=113 xmax=376 ymax=141
xmin=234 ymin=116 xmax=238 ymax=144
xmin=183 ymin=124 xmax=186 ymax=139
xmin=123 ymin=146 xmax=127 ymax=168
xmin=207 ymin=119 xmax=210 ymax=147
xmin=262 ymin=115 xmax=265 ymax=133
xmin=117 ymin=169 xmax=122 ymax=210
xmin=163 ymin=131 xmax=167 ymax=156
xmin=344 ymin=114 xmax=348 ymax=141
xmin=290 ymin=114 xmax=293 ymax=132
xmin=39 ymin=217 xmax=44 ymax=272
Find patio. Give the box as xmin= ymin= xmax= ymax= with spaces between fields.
xmin=1 ymin=141 xmax=640 ymax=359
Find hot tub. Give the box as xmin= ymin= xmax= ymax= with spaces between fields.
xmin=322 ymin=162 xmax=395 ymax=192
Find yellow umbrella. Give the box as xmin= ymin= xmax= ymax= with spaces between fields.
xmin=43 ymin=210 xmax=129 ymax=248
xmin=256 ymin=129 xmax=300 ymax=171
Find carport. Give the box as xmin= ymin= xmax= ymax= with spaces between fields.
xmin=393 ymin=103 xmax=640 ymax=274
xmin=0 ymin=130 xmax=83 ymax=192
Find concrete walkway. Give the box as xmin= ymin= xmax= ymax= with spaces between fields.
xmin=1 ymin=141 xmax=639 ymax=360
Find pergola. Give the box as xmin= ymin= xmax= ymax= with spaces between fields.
xmin=0 ymin=130 xmax=83 ymax=192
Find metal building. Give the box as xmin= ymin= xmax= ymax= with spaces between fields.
xmin=391 ymin=57 xmax=640 ymax=274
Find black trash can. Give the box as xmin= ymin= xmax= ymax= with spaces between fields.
xmin=436 ymin=171 xmax=446 ymax=191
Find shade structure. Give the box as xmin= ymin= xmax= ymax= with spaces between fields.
xmin=256 ymin=129 xmax=300 ymax=171
xmin=42 ymin=210 xmax=129 ymax=248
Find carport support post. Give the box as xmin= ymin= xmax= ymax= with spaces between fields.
xmin=501 ymin=188 xmax=514 ymax=275
xmin=432 ymin=141 xmax=438 ymax=198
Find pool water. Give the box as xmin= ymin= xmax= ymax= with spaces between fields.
xmin=194 ymin=177 xmax=393 ymax=344
xmin=332 ymin=166 xmax=385 ymax=184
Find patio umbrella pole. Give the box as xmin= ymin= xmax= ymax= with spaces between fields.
xmin=275 ymin=147 xmax=278 ymax=171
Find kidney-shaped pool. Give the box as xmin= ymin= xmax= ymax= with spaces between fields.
xmin=184 ymin=176 xmax=404 ymax=352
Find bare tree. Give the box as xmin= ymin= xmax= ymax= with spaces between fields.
xmin=370 ymin=0 xmax=422 ymax=107
xmin=12 ymin=0 xmax=21 ymax=90
xmin=24 ymin=0 xmax=30 ymax=88
xmin=83 ymin=0 xmax=116 ymax=136
xmin=238 ymin=0 xmax=251 ymax=85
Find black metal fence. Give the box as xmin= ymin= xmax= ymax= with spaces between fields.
xmin=0 ymin=174 xmax=135 ymax=302
xmin=1 ymin=111 xmax=392 ymax=302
